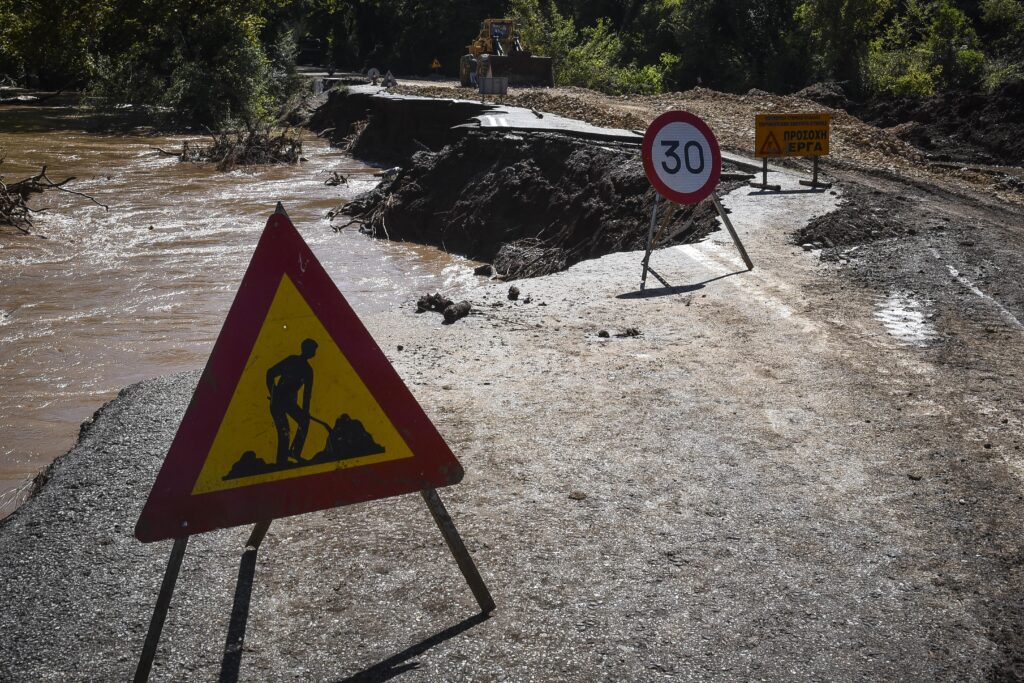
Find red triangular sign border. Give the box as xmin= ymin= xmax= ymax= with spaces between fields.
xmin=135 ymin=208 xmax=463 ymax=542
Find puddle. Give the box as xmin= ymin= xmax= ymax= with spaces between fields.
xmin=874 ymin=291 xmax=938 ymax=346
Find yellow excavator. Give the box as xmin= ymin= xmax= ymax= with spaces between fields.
xmin=459 ymin=19 xmax=555 ymax=88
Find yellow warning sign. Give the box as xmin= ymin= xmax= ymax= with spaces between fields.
xmin=755 ymin=113 xmax=830 ymax=158
xmin=191 ymin=273 xmax=413 ymax=494
xmin=431 ymin=58 xmax=442 ymax=70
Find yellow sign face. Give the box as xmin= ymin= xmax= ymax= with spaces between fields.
xmin=191 ymin=274 xmax=413 ymax=495
xmin=755 ymin=113 xmax=830 ymax=157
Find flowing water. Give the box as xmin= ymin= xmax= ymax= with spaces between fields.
xmin=0 ymin=104 xmax=473 ymax=516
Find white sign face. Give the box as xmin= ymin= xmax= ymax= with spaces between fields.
xmin=649 ymin=121 xmax=714 ymax=195
xmin=641 ymin=111 xmax=722 ymax=204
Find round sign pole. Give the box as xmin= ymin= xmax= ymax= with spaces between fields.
xmin=638 ymin=111 xmax=752 ymax=290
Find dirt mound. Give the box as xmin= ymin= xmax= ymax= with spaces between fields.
xmin=793 ymin=182 xmax=948 ymax=255
xmin=793 ymin=81 xmax=850 ymax=110
xmin=855 ymin=81 xmax=1024 ymax=165
xmin=340 ymin=131 xmax=732 ymax=279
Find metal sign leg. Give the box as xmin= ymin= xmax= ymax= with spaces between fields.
xmin=134 ymin=536 xmax=189 ymax=683
xmin=640 ymin=194 xmax=660 ymax=292
xmin=421 ymin=488 xmax=495 ymax=614
xmin=711 ymin=194 xmax=754 ymax=271
xmin=799 ymin=156 xmax=833 ymax=189
xmin=749 ymin=157 xmax=782 ymax=192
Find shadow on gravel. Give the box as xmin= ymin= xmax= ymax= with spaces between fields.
xmin=334 ymin=612 xmax=491 ymax=683
xmin=746 ymin=187 xmax=830 ymax=196
xmin=617 ymin=271 xmax=743 ymax=299
xmin=219 ymin=542 xmax=263 ymax=682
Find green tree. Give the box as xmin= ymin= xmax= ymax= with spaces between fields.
xmin=88 ymin=1 xmax=294 ymax=127
xmin=865 ymin=0 xmax=986 ymax=96
xmin=796 ymin=0 xmax=893 ymax=91
xmin=978 ymin=0 xmax=1023 ymax=87
xmin=2 ymin=0 xmax=114 ymax=88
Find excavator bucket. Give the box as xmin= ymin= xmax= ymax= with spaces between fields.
xmin=485 ymin=53 xmax=554 ymax=87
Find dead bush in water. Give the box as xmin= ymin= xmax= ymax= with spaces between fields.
xmin=165 ymin=125 xmax=303 ymax=171
xmin=0 ymin=151 xmax=108 ymax=234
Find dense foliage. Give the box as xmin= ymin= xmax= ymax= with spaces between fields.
xmin=0 ymin=0 xmax=1020 ymax=125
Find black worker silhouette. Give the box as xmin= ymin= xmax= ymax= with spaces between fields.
xmin=222 ymin=338 xmax=386 ymax=481
xmin=267 ymin=338 xmax=318 ymax=466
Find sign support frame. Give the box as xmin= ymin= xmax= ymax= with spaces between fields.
xmin=640 ymin=192 xmax=753 ymax=292
xmin=798 ymin=156 xmax=832 ymax=190
xmin=749 ymin=157 xmax=781 ymax=192
xmin=132 ymin=490 xmax=494 ymax=682
xmin=133 ymin=536 xmax=189 ymax=683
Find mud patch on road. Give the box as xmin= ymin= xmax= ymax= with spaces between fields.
xmin=794 ymin=183 xmax=946 ymax=253
xmin=341 ymin=131 xmax=741 ymax=279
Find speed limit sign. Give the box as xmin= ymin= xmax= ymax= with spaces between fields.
xmin=641 ymin=111 xmax=722 ymax=205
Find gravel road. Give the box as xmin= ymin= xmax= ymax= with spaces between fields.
xmin=1 ymin=168 xmax=1021 ymax=681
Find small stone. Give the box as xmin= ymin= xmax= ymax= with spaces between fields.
xmin=569 ymin=491 xmax=587 ymax=500
xmin=474 ymin=264 xmax=494 ymax=277
xmin=801 ymin=243 xmax=814 ymax=251
xmin=397 ymin=345 xmax=404 ymax=351
xmin=597 ymin=330 xmax=610 ymax=338
xmin=508 ymin=285 xmax=520 ymax=301
xmin=908 ymin=473 xmax=922 ymax=481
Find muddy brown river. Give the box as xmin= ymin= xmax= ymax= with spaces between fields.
xmin=0 ymin=105 xmax=470 ymax=516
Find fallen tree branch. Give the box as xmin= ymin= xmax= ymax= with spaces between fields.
xmin=1 ymin=160 xmax=108 ymax=233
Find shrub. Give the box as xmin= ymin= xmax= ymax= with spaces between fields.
xmin=864 ymin=0 xmax=986 ymax=96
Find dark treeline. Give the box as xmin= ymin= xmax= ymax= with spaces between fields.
xmin=1 ymin=0 xmax=1021 ymax=127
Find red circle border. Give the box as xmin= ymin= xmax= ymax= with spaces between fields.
xmin=641 ymin=111 xmax=722 ymax=205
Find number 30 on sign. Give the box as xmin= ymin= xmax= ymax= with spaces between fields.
xmin=641 ymin=111 xmax=722 ymax=205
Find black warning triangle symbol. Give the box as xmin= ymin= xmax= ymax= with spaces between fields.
xmin=759 ymin=131 xmax=783 ymax=156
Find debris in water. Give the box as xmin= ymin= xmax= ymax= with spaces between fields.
xmin=179 ymin=125 xmax=303 ymax=171
xmin=324 ymin=171 xmax=347 ymax=186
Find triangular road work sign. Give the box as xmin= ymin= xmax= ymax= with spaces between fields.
xmin=135 ymin=207 xmax=463 ymax=542
xmin=758 ymin=130 xmax=783 ymax=156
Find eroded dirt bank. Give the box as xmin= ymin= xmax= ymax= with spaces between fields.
xmin=309 ymin=88 xmax=490 ymax=165
xmin=340 ymin=131 xmax=738 ymax=279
